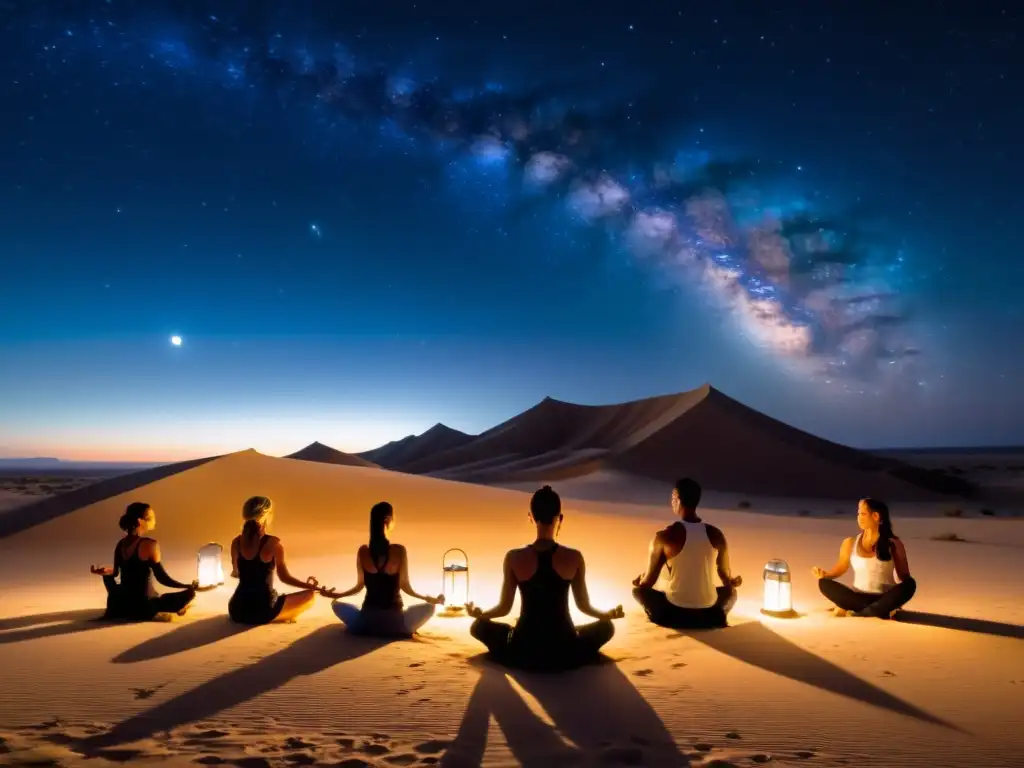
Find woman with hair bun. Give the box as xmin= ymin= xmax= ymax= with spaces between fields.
xmin=227 ymin=496 xmax=321 ymax=624
xmin=813 ymin=497 xmax=917 ymax=618
xmin=90 ymin=502 xmax=199 ymax=620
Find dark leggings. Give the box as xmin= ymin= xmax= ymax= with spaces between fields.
xmin=470 ymin=617 xmax=615 ymax=672
xmin=103 ymin=576 xmax=196 ymax=620
xmin=818 ymin=577 xmax=916 ymax=617
xmin=632 ymin=586 xmax=736 ymax=629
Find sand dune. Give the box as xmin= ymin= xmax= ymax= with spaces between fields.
xmin=0 ymin=451 xmax=1021 ymax=766
xmin=360 ymin=423 xmax=474 ymax=470
xmin=368 ymin=385 xmax=969 ymax=500
xmin=285 ymin=441 xmax=380 ymax=469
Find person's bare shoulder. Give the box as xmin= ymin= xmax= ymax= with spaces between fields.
xmin=704 ymin=523 xmax=726 ymax=548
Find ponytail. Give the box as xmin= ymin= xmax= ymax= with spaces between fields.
xmin=369 ymin=502 xmax=393 ymax=567
xmin=241 ymin=496 xmax=273 ymax=543
xmin=863 ymin=497 xmax=894 ymax=561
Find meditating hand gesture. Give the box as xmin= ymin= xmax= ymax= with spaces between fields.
xmin=424 ymin=594 xmax=446 ymax=606
xmin=604 ymin=605 xmax=625 ymax=620
xmin=465 ymin=601 xmax=483 ymax=618
xmin=90 ymin=565 xmax=114 ymax=576
xmin=811 ymin=566 xmax=826 ymax=579
xmin=728 ymin=575 xmax=743 ymax=588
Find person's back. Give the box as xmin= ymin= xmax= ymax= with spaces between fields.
xmin=467 ymin=485 xmax=623 ymax=671
xmin=632 ymin=478 xmax=741 ymax=629
xmin=233 ymin=534 xmax=276 ymax=595
xmin=361 ymin=544 xmax=403 ymax=611
xmin=115 ymin=537 xmax=158 ymax=603
xmin=513 ymin=543 xmax=576 ymax=643
xmin=658 ymin=521 xmax=718 ymax=610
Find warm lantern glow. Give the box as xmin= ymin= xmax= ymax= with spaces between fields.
xmin=440 ymin=548 xmax=469 ymax=617
xmin=197 ymin=542 xmax=225 ymax=588
xmin=761 ymin=558 xmax=796 ymax=618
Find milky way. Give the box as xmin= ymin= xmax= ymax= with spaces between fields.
xmin=21 ymin=6 xmax=922 ymax=390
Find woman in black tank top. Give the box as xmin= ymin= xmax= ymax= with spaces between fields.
xmin=322 ymin=502 xmax=444 ymax=637
xmin=228 ymin=496 xmax=323 ymax=625
xmin=91 ymin=502 xmax=199 ymax=620
xmin=466 ymin=486 xmax=623 ymax=671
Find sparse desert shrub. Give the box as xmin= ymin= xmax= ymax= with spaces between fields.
xmin=979 ymin=508 xmax=997 ymax=516
xmin=944 ymin=508 xmax=965 ymax=518
xmin=931 ymin=531 xmax=968 ymax=543
xmin=737 ymin=500 xmax=751 ymax=509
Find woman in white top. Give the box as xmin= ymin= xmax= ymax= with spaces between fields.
xmin=812 ymin=497 xmax=916 ymax=618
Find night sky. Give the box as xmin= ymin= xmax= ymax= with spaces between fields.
xmin=2 ymin=1 xmax=1022 ymax=460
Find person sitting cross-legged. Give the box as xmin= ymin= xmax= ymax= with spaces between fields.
xmin=466 ymin=485 xmax=624 ymax=672
xmin=322 ymin=501 xmax=445 ymax=637
xmin=632 ymin=477 xmax=741 ymax=629
xmin=813 ymin=497 xmax=916 ymax=619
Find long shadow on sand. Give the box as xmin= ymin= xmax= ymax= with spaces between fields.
xmin=81 ymin=626 xmax=409 ymax=754
xmin=112 ymin=616 xmax=254 ymax=663
xmin=893 ymin=611 xmax=1024 ymax=639
xmin=680 ymin=621 xmax=958 ymax=730
xmin=443 ymin=656 xmax=688 ymax=767
xmin=0 ymin=609 xmax=110 ymax=645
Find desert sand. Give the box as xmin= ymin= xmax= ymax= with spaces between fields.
xmin=2 ymin=386 xmax=1022 ymax=767
xmin=0 ymin=448 xmax=1022 ymax=768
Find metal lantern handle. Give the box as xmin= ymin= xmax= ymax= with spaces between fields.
xmin=441 ymin=547 xmax=469 ymax=565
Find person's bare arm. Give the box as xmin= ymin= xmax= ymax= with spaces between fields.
xmin=572 ymin=554 xmax=624 ymax=620
xmin=149 ymin=541 xmax=198 ymax=589
xmin=813 ymin=537 xmax=854 ymax=580
xmin=91 ymin=545 xmax=120 ymax=577
xmin=891 ymin=538 xmax=912 ymax=581
xmin=708 ymin=526 xmax=742 ymax=588
xmin=467 ymin=552 xmax=517 ymax=619
xmin=273 ymin=541 xmax=319 ymax=590
xmin=320 ymin=551 xmax=366 ymax=599
xmin=397 ymin=546 xmax=444 ymax=605
xmin=230 ymin=538 xmax=240 ymax=579
xmin=633 ymin=533 xmax=667 ymax=589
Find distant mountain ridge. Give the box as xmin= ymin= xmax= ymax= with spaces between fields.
xmin=358 ymin=423 xmax=474 ymax=470
xmin=285 ymin=442 xmax=379 ymax=468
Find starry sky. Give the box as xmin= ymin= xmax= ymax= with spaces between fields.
xmin=1 ymin=1 xmax=1022 ymax=460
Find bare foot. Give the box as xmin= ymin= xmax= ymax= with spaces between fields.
xmin=831 ymin=607 xmax=850 ymax=617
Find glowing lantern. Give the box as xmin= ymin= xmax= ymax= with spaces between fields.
xmin=761 ymin=559 xmax=796 ymax=618
xmin=440 ymin=548 xmax=469 ymax=617
xmin=197 ymin=542 xmax=225 ymax=589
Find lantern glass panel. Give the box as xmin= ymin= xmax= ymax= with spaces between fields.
xmin=197 ymin=542 xmax=225 ymax=588
xmin=441 ymin=548 xmax=469 ymax=612
xmin=761 ymin=558 xmax=793 ymax=615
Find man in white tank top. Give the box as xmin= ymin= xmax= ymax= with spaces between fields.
xmin=632 ymin=478 xmax=743 ymax=629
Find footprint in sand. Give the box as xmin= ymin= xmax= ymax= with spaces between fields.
xmin=671 ymin=662 xmax=687 ymax=669
xmin=751 ymin=754 xmax=773 ymax=763
xmin=881 ymin=670 xmax=896 ymax=678
xmin=632 ymin=669 xmax=653 ymax=677
xmin=337 ymin=738 xmax=356 ymax=750
xmin=360 ymin=742 xmax=391 ymax=756
xmin=414 ymin=740 xmax=452 ymax=755
xmin=794 ymin=750 xmax=816 ymax=759
xmin=694 ymin=742 xmax=713 ymax=752
xmin=332 ymin=760 xmax=374 ymax=768
xmin=408 ymin=662 xmax=423 ymax=668
xmin=231 ymin=757 xmax=273 ymax=768
xmin=283 ymin=736 xmax=317 ymax=750
xmin=193 ymin=757 xmax=227 ymax=765
xmin=384 ymin=754 xmax=419 ymax=765
xmin=725 ymin=732 xmax=742 ymax=740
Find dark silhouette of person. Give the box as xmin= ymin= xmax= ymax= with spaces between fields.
xmin=466 ymin=485 xmax=623 ymax=671
xmin=90 ymin=502 xmax=201 ymax=620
